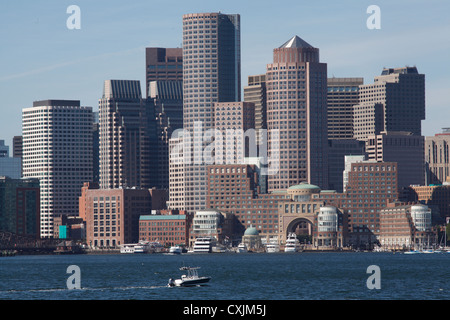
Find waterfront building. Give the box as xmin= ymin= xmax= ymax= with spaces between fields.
xmin=353 ymin=67 xmax=425 ymax=141
xmin=327 ymin=77 xmax=363 ymax=140
xmin=182 ymin=12 xmax=241 ymax=214
xmin=314 ymin=161 xmax=399 ymax=248
xmin=206 ymin=164 xmax=286 ymax=244
xmin=343 ymin=155 xmax=366 ymax=192
xmin=407 ymin=183 xmax=450 ymax=221
xmin=99 ymin=80 xmax=158 ymax=190
xmin=379 ymin=202 xmax=435 ymax=251
xmin=53 ymin=215 xmax=85 ymax=240
xmin=139 ymin=210 xmax=191 ymax=247
xmin=0 ymin=176 xmax=40 ymax=237
xmin=81 ymin=186 xmax=166 ymax=248
xmin=266 ymin=35 xmax=328 ymax=191
xmin=366 ymin=131 xmax=425 ymax=191
xmin=425 ymin=128 xmax=450 ymax=185
xmin=241 ymin=226 xmax=263 ymax=251
xmin=189 ymin=209 xmax=237 ymax=247
xmin=277 ymin=182 xmax=346 ymax=250
xmin=22 ymin=100 xmax=93 ymax=238
xmin=145 ymin=48 xmax=183 ymax=98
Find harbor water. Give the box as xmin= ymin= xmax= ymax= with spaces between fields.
xmin=0 ymin=252 xmax=448 ymax=300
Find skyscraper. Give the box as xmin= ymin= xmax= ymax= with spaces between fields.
xmin=353 ymin=67 xmax=425 ymax=141
xmin=266 ymin=35 xmax=328 ymax=191
xmin=22 ymin=100 xmax=93 ymax=238
xmin=366 ymin=131 xmax=425 ymax=190
xmin=145 ymin=48 xmax=183 ymax=98
xmin=180 ymin=12 xmax=241 ymax=213
xmin=99 ymin=80 xmax=157 ymax=189
xmin=425 ymin=128 xmax=450 ymax=185
xmin=244 ymin=74 xmax=267 ymax=149
xmin=149 ymin=80 xmax=183 ymax=189
xmin=327 ymin=77 xmax=363 ymax=140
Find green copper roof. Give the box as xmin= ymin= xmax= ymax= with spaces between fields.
xmin=288 ymin=182 xmax=321 ymax=190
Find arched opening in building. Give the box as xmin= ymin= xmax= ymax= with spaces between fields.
xmin=286 ymin=218 xmax=313 ymax=245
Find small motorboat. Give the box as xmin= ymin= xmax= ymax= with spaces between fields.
xmin=168 ymin=266 xmax=211 ymax=287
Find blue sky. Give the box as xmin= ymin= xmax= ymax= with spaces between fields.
xmin=1 ymin=0 xmax=449 ymax=149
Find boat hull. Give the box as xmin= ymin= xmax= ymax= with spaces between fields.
xmin=170 ymin=277 xmax=211 ymax=287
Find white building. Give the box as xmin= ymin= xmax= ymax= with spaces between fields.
xmin=22 ymin=100 xmax=93 ymax=238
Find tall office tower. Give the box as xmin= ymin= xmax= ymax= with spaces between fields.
xmin=22 ymin=100 xmax=93 ymax=238
xmin=244 ymin=74 xmax=267 ymax=148
xmin=327 ymin=77 xmax=363 ymax=140
xmin=12 ymin=136 xmax=22 ymax=158
xmin=145 ymin=48 xmax=183 ymax=98
xmin=353 ymin=67 xmax=425 ymax=141
xmin=12 ymin=136 xmax=23 ymax=177
xmin=167 ymin=134 xmax=185 ymax=211
xmin=99 ymin=80 xmax=157 ymax=190
xmin=149 ymin=80 xmax=183 ymax=189
xmin=92 ymin=112 xmax=99 ymax=184
xmin=214 ymin=101 xmax=255 ymax=164
xmin=425 ymin=128 xmax=450 ymax=185
xmin=366 ymin=131 xmax=425 ymax=191
xmin=181 ymin=12 xmax=240 ymax=213
xmin=266 ymin=36 xmax=328 ymax=191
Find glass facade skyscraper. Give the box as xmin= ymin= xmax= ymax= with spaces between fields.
xmin=179 ymin=12 xmax=241 ymax=213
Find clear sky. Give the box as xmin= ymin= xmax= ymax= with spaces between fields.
xmin=1 ymin=0 xmax=449 ymax=149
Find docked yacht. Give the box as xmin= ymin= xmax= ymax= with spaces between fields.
xmin=192 ymin=237 xmax=216 ymax=253
xmin=237 ymin=242 xmax=248 ymax=253
xmin=266 ymin=241 xmax=280 ymax=253
xmin=168 ymin=267 xmax=211 ymax=287
xmin=284 ymin=233 xmax=301 ymax=253
xmin=168 ymin=246 xmax=182 ymax=255
xmin=120 ymin=240 xmax=160 ymax=254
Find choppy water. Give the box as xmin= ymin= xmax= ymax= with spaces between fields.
xmin=0 ymin=252 xmax=448 ymax=300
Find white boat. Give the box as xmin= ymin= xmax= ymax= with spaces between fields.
xmin=266 ymin=241 xmax=280 ymax=253
xmin=120 ymin=240 xmax=154 ymax=254
xmin=120 ymin=244 xmax=135 ymax=254
xmin=168 ymin=267 xmax=211 ymax=287
xmin=134 ymin=241 xmax=152 ymax=254
xmin=168 ymin=246 xmax=182 ymax=255
xmin=192 ymin=237 xmax=216 ymax=253
xmin=237 ymin=242 xmax=248 ymax=253
xmin=284 ymin=233 xmax=301 ymax=253
xmin=403 ymin=250 xmax=421 ymax=254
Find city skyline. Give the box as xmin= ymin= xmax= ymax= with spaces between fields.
xmin=1 ymin=1 xmax=450 ymax=147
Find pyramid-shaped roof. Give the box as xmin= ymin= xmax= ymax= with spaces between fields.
xmin=279 ymin=35 xmax=313 ymax=49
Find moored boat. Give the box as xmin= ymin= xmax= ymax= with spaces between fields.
xmin=284 ymin=232 xmax=301 ymax=253
xmin=266 ymin=241 xmax=280 ymax=253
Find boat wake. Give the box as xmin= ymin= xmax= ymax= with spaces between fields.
xmin=1 ymin=285 xmax=169 ymax=294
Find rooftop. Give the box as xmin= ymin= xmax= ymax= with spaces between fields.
xmin=279 ymin=35 xmax=313 ymax=49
